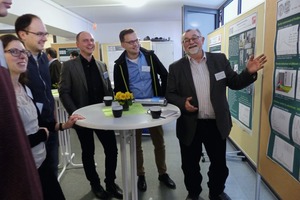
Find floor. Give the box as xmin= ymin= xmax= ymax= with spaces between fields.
xmin=59 ymin=121 xmax=278 ymax=200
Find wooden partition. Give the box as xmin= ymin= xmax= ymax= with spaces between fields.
xmin=258 ymin=0 xmax=300 ymax=199
xmin=209 ymin=1 xmax=300 ymax=198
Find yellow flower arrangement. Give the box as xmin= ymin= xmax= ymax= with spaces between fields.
xmin=114 ymin=91 xmax=134 ymax=105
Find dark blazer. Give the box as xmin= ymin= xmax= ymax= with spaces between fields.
xmin=166 ymin=52 xmax=257 ymax=145
xmin=58 ymin=56 xmax=113 ymax=116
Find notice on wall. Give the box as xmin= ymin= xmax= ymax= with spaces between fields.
xmin=267 ymin=0 xmax=300 ymax=181
xmin=228 ymin=13 xmax=257 ymax=132
xmin=209 ymin=34 xmax=222 ymax=53
xmin=58 ymin=47 xmax=80 ymax=62
xmin=106 ymin=45 xmax=124 ymax=82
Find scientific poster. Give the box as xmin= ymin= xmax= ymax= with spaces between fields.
xmin=209 ymin=34 xmax=222 ymax=53
xmin=58 ymin=47 xmax=80 ymax=62
xmin=228 ymin=13 xmax=257 ymax=132
xmin=267 ymin=0 xmax=300 ymax=181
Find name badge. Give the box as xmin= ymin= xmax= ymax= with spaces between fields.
xmin=215 ymin=71 xmax=226 ymax=81
xmin=142 ymin=66 xmax=150 ymax=72
xmin=103 ymin=71 xmax=109 ymax=79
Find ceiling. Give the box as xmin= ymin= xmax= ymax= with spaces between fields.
xmin=50 ymin=0 xmax=226 ymax=24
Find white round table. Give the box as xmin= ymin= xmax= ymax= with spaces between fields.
xmin=73 ymin=103 xmax=180 ymax=200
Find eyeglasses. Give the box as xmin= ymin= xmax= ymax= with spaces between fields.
xmin=24 ymin=30 xmax=49 ymax=37
xmin=182 ymin=36 xmax=201 ymax=44
xmin=4 ymin=48 xmax=31 ymax=57
xmin=123 ymin=39 xmax=139 ymax=45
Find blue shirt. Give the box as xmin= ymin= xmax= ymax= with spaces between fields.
xmin=126 ymin=52 xmax=153 ymax=98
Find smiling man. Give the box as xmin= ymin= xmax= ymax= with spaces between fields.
xmin=15 ymin=14 xmax=59 ymax=179
xmin=114 ymin=28 xmax=176 ymax=192
xmin=59 ymin=31 xmax=123 ymax=200
xmin=166 ymin=29 xmax=267 ymax=200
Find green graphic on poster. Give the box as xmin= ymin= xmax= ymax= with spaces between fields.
xmin=228 ymin=13 xmax=257 ymax=131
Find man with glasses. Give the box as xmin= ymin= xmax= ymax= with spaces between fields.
xmin=0 ymin=2 xmax=42 ymax=199
xmin=114 ymin=28 xmax=176 ymax=192
xmin=15 ymin=14 xmax=59 ymax=177
xmin=166 ymin=29 xmax=267 ymax=200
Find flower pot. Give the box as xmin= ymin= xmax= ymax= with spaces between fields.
xmin=122 ymin=101 xmax=129 ymax=111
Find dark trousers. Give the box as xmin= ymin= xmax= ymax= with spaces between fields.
xmin=45 ymin=131 xmax=59 ymax=176
xmin=179 ymin=119 xmax=228 ymax=197
xmin=76 ymin=128 xmax=118 ymax=186
xmin=39 ymin=159 xmax=65 ymax=200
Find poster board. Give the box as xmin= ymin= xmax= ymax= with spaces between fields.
xmin=210 ymin=3 xmax=265 ymax=165
xmin=51 ymin=42 xmax=100 ymax=62
xmin=258 ymin=0 xmax=300 ymax=199
xmin=207 ymin=26 xmax=225 ymax=54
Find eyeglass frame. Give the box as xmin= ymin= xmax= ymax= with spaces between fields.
xmin=23 ymin=30 xmax=49 ymax=37
xmin=4 ymin=48 xmax=32 ymax=57
xmin=182 ymin=35 xmax=202 ymax=44
xmin=123 ymin=39 xmax=139 ymax=45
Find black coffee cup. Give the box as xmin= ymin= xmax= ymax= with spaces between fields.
xmin=112 ymin=105 xmax=123 ymax=118
xmin=103 ymin=96 xmax=113 ymax=106
xmin=149 ymin=106 xmax=161 ymax=119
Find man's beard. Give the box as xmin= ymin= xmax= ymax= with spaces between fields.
xmin=187 ymin=46 xmax=200 ymax=55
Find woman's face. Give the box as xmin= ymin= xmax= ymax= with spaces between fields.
xmin=4 ymin=40 xmax=29 ymax=76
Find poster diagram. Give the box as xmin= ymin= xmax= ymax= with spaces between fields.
xmin=274 ymin=69 xmax=296 ymax=98
xmin=209 ymin=34 xmax=222 ymax=53
xmin=267 ymin=0 xmax=300 ymax=181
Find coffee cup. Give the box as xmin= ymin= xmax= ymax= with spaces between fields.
xmin=149 ymin=106 xmax=161 ymax=119
xmin=112 ymin=105 xmax=123 ymax=118
xmin=103 ymin=96 xmax=113 ymax=106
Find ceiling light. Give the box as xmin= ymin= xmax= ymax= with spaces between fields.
xmin=123 ymin=0 xmax=147 ymax=8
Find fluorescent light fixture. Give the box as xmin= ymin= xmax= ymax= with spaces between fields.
xmin=123 ymin=0 xmax=147 ymax=7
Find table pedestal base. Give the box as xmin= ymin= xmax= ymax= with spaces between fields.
xmin=58 ymin=129 xmax=83 ymax=181
xmin=119 ymin=130 xmax=138 ymax=200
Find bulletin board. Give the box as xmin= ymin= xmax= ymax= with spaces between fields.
xmin=208 ymin=3 xmax=265 ymax=165
xmin=51 ymin=42 xmax=100 ymax=61
xmin=207 ymin=26 xmax=225 ymax=54
xmin=258 ymin=0 xmax=300 ymax=199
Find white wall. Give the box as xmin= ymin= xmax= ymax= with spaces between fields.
xmin=4 ymin=0 xmax=94 ymax=38
xmin=224 ymin=0 xmax=265 ymax=24
xmin=241 ymin=0 xmax=265 ymax=13
xmin=95 ymin=21 xmax=183 ymax=61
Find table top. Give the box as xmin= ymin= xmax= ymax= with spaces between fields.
xmin=73 ymin=103 xmax=181 ymax=130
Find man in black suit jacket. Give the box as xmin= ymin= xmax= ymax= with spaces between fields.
xmin=166 ymin=29 xmax=267 ymax=200
xmin=59 ymin=31 xmax=122 ymax=200
xmin=46 ymin=47 xmax=61 ymax=88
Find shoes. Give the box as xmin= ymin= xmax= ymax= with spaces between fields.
xmin=106 ymin=182 xmax=123 ymax=199
xmin=209 ymin=192 xmax=231 ymax=200
xmin=158 ymin=173 xmax=176 ymax=189
xmin=137 ymin=175 xmax=147 ymax=191
xmin=185 ymin=194 xmax=199 ymax=200
xmin=91 ymin=184 xmax=110 ymax=199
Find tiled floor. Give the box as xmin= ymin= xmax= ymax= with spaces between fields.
xmin=59 ymin=121 xmax=278 ymax=200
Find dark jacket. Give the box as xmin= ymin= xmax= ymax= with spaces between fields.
xmin=113 ymin=47 xmax=168 ymax=97
xmin=49 ymin=59 xmax=62 ymax=88
xmin=59 ymin=56 xmax=113 ymax=116
xmin=166 ymin=52 xmax=257 ymax=145
xmin=26 ymin=52 xmax=55 ymax=123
